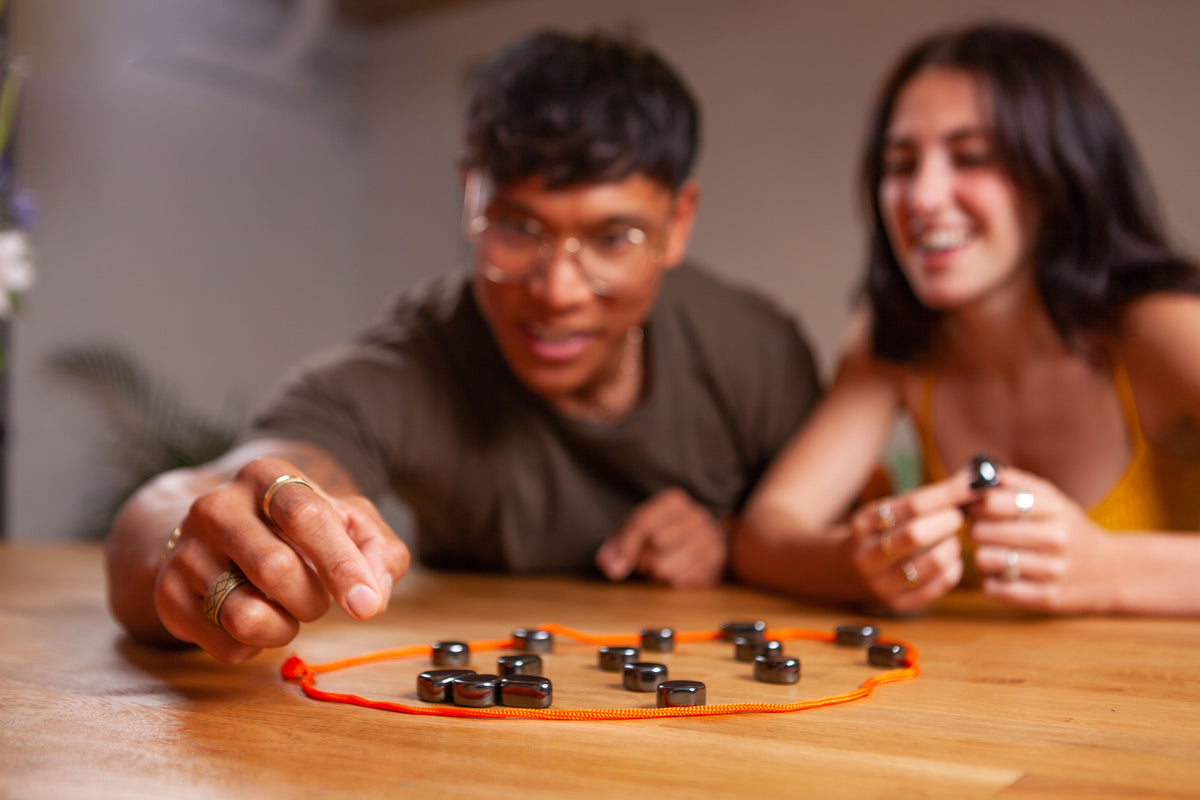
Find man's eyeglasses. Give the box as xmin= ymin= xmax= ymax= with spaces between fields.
xmin=462 ymin=171 xmax=665 ymax=297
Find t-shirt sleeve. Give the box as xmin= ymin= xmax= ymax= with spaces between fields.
xmin=246 ymin=339 xmax=416 ymax=500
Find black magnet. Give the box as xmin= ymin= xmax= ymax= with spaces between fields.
xmin=497 ymin=654 xmax=543 ymax=677
xmin=640 ymin=627 xmax=676 ymax=653
xmin=968 ymin=452 xmax=1001 ymax=489
xmin=511 ymin=628 xmax=555 ymax=653
xmin=499 ymin=675 xmax=553 ymax=709
xmin=431 ymin=640 xmax=470 ymax=667
xmin=622 ymin=662 xmax=668 ymax=692
xmin=656 ymin=679 xmax=706 ymax=708
xmin=734 ymin=637 xmax=783 ymax=662
xmin=753 ymin=655 xmax=801 ymax=685
xmin=719 ymin=620 xmax=767 ymax=642
xmin=868 ymin=643 xmax=908 ymax=668
xmin=416 ymin=669 xmax=475 ymax=703
xmin=598 ymin=645 xmax=640 ymax=671
xmin=451 ymin=673 xmax=501 ymax=707
xmin=834 ymin=624 xmax=879 ymax=647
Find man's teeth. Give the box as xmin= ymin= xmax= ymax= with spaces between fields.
xmin=919 ymin=229 xmax=967 ymax=251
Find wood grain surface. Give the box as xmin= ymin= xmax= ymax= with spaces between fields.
xmin=2 ymin=544 xmax=1198 ymax=799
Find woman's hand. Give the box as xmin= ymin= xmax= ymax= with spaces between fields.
xmin=849 ymin=473 xmax=976 ymax=613
xmin=968 ymin=467 xmax=1117 ymax=613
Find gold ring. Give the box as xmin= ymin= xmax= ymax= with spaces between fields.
xmin=203 ymin=567 xmax=250 ymax=628
xmin=900 ymin=559 xmax=919 ymax=588
xmin=1002 ymin=550 xmax=1021 ymax=582
xmin=161 ymin=526 xmax=183 ymax=562
xmin=262 ymin=474 xmax=316 ymax=525
xmin=880 ymin=529 xmax=897 ymax=560
xmin=875 ymin=502 xmax=896 ymax=532
xmin=1014 ymin=489 xmax=1035 ymax=521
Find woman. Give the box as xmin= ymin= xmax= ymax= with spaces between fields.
xmin=733 ymin=22 xmax=1200 ymax=615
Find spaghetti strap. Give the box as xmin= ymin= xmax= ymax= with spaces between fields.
xmin=914 ymin=369 xmax=949 ymax=481
xmin=1109 ymin=360 xmax=1145 ymax=450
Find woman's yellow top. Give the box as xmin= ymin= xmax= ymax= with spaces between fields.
xmin=916 ymin=363 xmax=1200 ymax=532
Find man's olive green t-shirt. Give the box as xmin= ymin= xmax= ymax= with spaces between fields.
xmin=250 ymin=265 xmax=821 ymax=573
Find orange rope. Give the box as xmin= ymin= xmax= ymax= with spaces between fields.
xmin=281 ymin=623 xmax=918 ymax=721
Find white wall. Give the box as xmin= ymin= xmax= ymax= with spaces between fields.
xmin=10 ymin=0 xmax=1200 ymax=540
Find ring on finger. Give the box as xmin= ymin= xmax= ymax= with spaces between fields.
xmin=900 ymin=559 xmax=919 ymax=588
xmin=262 ymin=474 xmax=317 ymax=526
xmin=1014 ymin=488 xmax=1035 ymax=521
xmin=1002 ymin=549 xmax=1021 ymax=582
xmin=875 ymin=502 xmax=896 ymax=532
xmin=203 ymin=566 xmax=251 ymax=629
xmin=161 ymin=526 xmax=183 ymax=562
xmin=880 ymin=529 xmax=897 ymax=560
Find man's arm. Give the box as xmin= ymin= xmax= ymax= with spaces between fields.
xmin=106 ymin=438 xmax=410 ymax=663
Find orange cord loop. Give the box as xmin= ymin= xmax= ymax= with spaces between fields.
xmin=282 ymin=623 xmax=919 ymax=721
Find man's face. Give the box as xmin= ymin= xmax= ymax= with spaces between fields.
xmin=470 ymin=172 xmax=697 ymax=413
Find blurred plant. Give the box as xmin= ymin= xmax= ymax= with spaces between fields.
xmin=46 ymin=344 xmax=243 ymax=539
xmin=0 ymin=44 xmax=34 ymax=365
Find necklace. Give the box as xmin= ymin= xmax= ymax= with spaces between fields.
xmin=562 ymin=325 xmax=645 ymax=423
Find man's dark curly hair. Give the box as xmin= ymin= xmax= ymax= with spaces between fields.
xmin=463 ymin=29 xmax=700 ymax=191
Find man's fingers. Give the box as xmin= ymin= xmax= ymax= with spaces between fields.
xmin=187 ymin=485 xmax=332 ymax=622
xmin=236 ymin=458 xmax=385 ymax=621
xmin=339 ymin=496 xmax=411 ymax=611
xmin=596 ymin=528 xmax=646 ymax=581
xmin=154 ymin=548 xmax=274 ymax=663
xmin=596 ymin=489 xmax=695 ymax=581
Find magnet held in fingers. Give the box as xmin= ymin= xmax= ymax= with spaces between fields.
xmin=968 ymin=453 xmax=1000 ymax=489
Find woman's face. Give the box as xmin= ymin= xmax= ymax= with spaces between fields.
xmin=878 ymin=67 xmax=1037 ymax=312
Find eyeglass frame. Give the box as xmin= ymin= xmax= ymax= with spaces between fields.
xmin=461 ymin=170 xmax=671 ymax=298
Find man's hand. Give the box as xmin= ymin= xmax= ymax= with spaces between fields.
xmin=595 ymin=488 xmax=728 ymax=588
xmin=153 ymin=456 xmax=410 ymax=664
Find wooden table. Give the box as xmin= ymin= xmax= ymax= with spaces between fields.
xmin=3 ymin=544 xmax=1199 ymax=799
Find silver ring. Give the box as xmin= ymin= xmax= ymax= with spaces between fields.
xmin=1015 ymin=489 xmax=1035 ymax=520
xmin=1002 ymin=549 xmax=1021 ymax=582
xmin=900 ymin=559 xmax=919 ymax=588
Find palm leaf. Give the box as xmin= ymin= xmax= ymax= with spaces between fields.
xmin=46 ymin=343 xmax=242 ymax=538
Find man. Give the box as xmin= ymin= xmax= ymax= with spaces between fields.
xmin=107 ymin=30 xmax=821 ymax=663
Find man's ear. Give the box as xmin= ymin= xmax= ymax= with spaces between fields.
xmin=661 ymin=179 xmax=700 ymax=269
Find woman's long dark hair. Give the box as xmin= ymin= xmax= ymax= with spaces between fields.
xmin=862 ymin=22 xmax=1200 ymax=361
